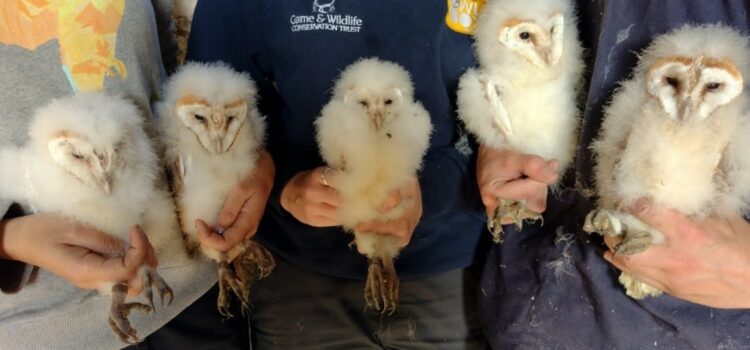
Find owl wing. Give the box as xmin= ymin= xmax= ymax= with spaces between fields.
xmin=483 ymin=78 xmax=514 ymax=138
xmin=167 ymin=154 xmax=186 ymax=196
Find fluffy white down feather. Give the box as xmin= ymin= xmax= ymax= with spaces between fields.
xmin=158 ymin=61 xmax=266 ymax=262
xmin=0 ymin=93 xmax=184 ymax=293
xmin=457 ymin=0 xmax=584 ymax=177
xmin=593 ymin=24 xmax=750 ymax=218
xmin=315 ymin=58 xmax=432 ymax=259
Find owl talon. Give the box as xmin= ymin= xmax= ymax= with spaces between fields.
xmin=109 ymin=283 xmax=152 ymax=344
xmin=141 ymin=267 xmax=173 ymax=311
xmin=583 ymin=209 xmax=624 ymax=237
xmin=614 ymin=230 xmax=653 ymax=256
xmin=241 ymin=240 xmax=277 ymax=279
xmin=619 ymin=272 xmax=662 ymax=299
xmin=364 ymin=257 xmax=399 ymax=315
xmin=488 ymin=197 xmax=543 ymax=243
xmin=217 ymin=261 xmax=241 ymax=317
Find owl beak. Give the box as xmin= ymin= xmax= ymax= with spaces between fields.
xmin=96 ymin=173 xmax=112 ymax=195
xmin=372 ymin=112 xmax=384 ymax=130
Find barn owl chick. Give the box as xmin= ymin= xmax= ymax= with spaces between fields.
xmin=159 ymin=62 xmax=273 ymax=316
xmin=315 ymin=58 xmax=432 ymax=314
xmin=0 ymin=93 xmax=177 ymax=343
xmin=457 ymin=0 xmax=584 ymax=243
xmin=584 ymin=24 xmax=750 ymax=299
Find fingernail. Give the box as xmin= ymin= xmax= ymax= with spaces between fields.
xmin=602 ymin=252 xmax=612 ymax=263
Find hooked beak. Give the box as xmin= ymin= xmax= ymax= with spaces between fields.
xmin=96 ymin=173 xmax=112 ymax=195
xmin=213 ymin=138 xmax=224 ymax=154
xmin=372 ymin=112 xmax=384 ymax=130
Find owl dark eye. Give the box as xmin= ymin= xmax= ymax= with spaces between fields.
xmin=385 ymin=99 xmax=393 ymax=105
xmin=71 ymin=153 xmax=84 ymax=160
xmin=359 ymin=100 xmax=368 ymax=107
xmin=194 ymin=114 xmax=206 ymax=122
xmin=519 ymin=32 xmax=531 ymax=40
xmin=706 ymin=82 xmax=722 ymax=91
xmin=665 ymin=77 xmax=679 ymax=88
xmin=227 ymin=116 xmax=235 ymax=123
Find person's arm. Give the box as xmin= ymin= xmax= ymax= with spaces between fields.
xmin=0 ymin=213 xmax=155 ymax=295
xmin=604 ymin=200 xmax=750 ymax=309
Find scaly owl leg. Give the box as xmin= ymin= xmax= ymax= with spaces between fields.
xmin=583 ymin=209 xmax=653 ymax=255
xmin=619 ymin=272 xmax=663 ymax=299
xmin=230 ymin=240 xmax=276 ymax=313
xmin=217 ymin=260 xmax=245 ymax=317
xmin=108 ymin=283 xmax=152 ymax=344
xmin=364 ymin=256 xmax=400 ymax=315
xmin=241 ymin=240 xmax=277 ymax=279
xmin=487 ymin=197 xmax=543 ymax=243
xmin=140 ymin=267 xmax=174 ymax=310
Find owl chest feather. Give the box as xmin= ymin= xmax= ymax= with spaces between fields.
xmin=615 ymin=118 xmax=729 ymax=215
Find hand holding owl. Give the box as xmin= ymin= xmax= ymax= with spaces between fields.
xmin=280 ymin=166 xmax=342 ymax=228
xmin=356 ymin=176 xmax=422 ymax=248
xmin=0 ymin=214 xmax=156 ymax=295
xmin=602 ymin=201 xmax=750 ymax=309
xmin=196 ymin=150 xmax=274 ymax=259
xmin=476 ymin=146 xmax=559 ymax=221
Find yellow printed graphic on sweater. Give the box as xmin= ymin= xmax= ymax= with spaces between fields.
xmin=0 ymin=0 xmax=127 ymax=91
xmin=445 ymin=0 xmax=486 ymax=35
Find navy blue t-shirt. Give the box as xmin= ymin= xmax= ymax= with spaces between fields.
xmin=479 ymin=1 xmax=750 ymax=349
xmin=187 ymin=0 xmax=487 ymax=280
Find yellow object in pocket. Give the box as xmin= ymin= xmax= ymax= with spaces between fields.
xmin=445 ymin=0 xmax=486 ymax=35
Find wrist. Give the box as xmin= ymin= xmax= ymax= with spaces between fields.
xmin=0 ymin=217 xmax=24 ymax=261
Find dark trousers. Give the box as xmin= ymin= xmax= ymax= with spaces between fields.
xmin=248 ymin=258 xmax=486 ymax=350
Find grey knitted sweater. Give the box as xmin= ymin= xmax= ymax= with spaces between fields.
xmin=0 ymin=1 xmax=216 ymax=348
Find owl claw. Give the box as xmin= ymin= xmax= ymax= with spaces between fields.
xmin=109 ymin=283 xmax=152 ymax=344
xmin=141 ymin=267 xmax=174 ymax=312
xmin=364 ymin=257 xmax=399 ymax=315
xmin=614 ymin=230 xmax=653 ymax=256
xmin=217 ymin=261 xmax=245 ymax=318
xmin=488 ymin=197 xmax=543 ymax=243
xmin=216 ymin=241 xmax=277 ymax=317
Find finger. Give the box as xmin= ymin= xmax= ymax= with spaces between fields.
xmin=627 ymin=199 xmax=694 ymax=240
xmin=603 ymin=235 xmax=622 ymax=251
xmin=126 ymin=274 xmax=143 ymax=296
xmin=309 ymin=215 xmax=340 ymax=227
xmin=217 ymin=183 xmax=254 ymax=230
xmin=494 ymin=153 xmax=558 ymax=183
xmin=379 ymin=190 xmax=403 ymax=213
xmin=357 ymin=220 xmax=412 ymax=247
xmin=525 ymin=186 xmax=548 ymax=213
xmin=221 ymin=199 xmax=264 ymax=247
xmin=492 ymin=178 xmax=548 ymax=202
xmin=82 ymin=226 xmax=150 ymax=282
xmin=308 ymin=203 xmax=339 ymax=224
xmin=314 ymin=185 xmax=342 ymax=207
xmin=196 ymin=219 xmax=235 ymax=252
xmin=66 ymin=226 xmax=127 ymax=256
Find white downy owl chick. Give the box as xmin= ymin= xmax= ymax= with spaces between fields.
xmin=457 ymin=0 xmax=584 ymax=243
xmin=159 ymin=62 xmax=273 ymax=316
xmin=315 ymin=58 xmax=433 ymax=314
xmin=0 ymin=93 xmax=177 ymax=344
xmin=584 ymin=24 xmax=750 ymax=299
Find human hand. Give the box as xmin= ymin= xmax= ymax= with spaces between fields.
xmin=356 ymin=177 xmax=422 ymax=248
xmin=603 ymin=199 xmax=750 ymax=309
xmin=0 ymin=213 xmax=155 ymax=295
xmin=476 ymin=144 xmax=559 ymax=222
xmin=280 ymin=165 xmax=341 ymax=227
xmin=196 ymin=150 xmax=275 ymax=260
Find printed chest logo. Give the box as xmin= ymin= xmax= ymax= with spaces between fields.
xmin=290 ymin=0 xmax=363 ymax=33
xmin=446 ymin=0 xmax=486 ymax=35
